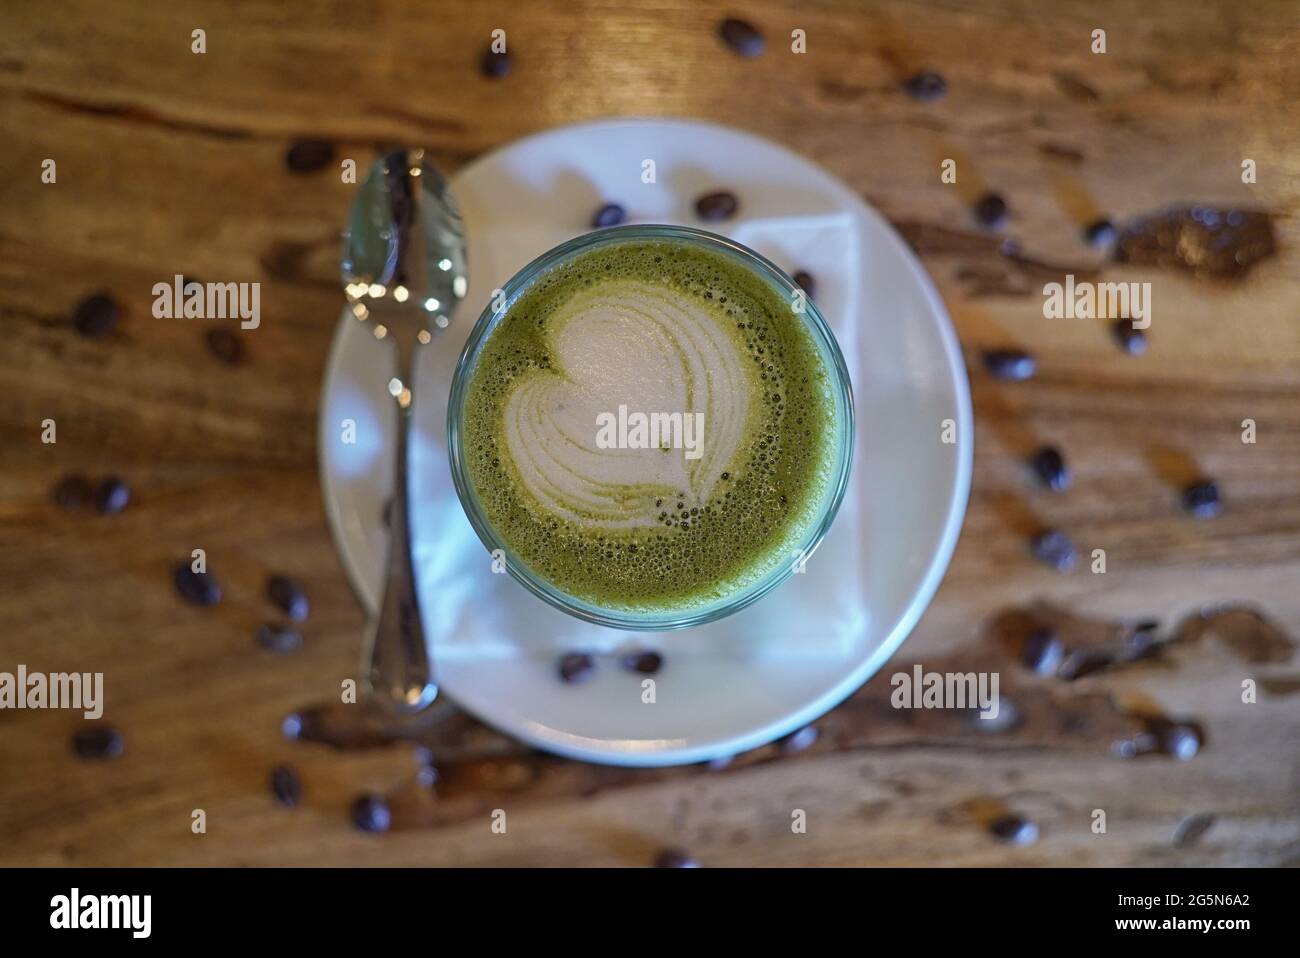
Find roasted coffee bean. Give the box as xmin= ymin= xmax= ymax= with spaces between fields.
xmin=653 ymin=847 xmax=700 ymax=868
xmin=1118 ymin=620 xmax=1161 ymax=661
xmin=173 ymin=562 xmax=222 ymax=606
xmin=1083 ymin=217 xmax=1117 ymax=247
xmin=792 ymin=270 xmax=816 ymax=298
xmin=718 ymin=18 xmax=765 ymax=57
xmin=694 ymin=190 xmax=740 ymax=222
xmin=93 ymin=476 xmax=131 ymax=515
xmin=1158 ymin=723 xmax=1202 ymax=761
xmin=902 ymin=70 xmax=947 ymax=102
xmin=982 ymin=348 xmax=1036 ymax=381
xmin=1112 ymin=318 xmax=1148 ymax=355
xmin=973 ymin=192 xmax=1009 ymax=229
xmin=1058 ymin=648 xmax=1113 ymax=681
xmin=1029 ymin=446 xmax=1071 ymax=491
xmin=591 ymin=203 xmax=625 ymax=228
xmin=267 ymin=574 xmax=309 ymax=622
xmin=73 ymin=725 xmax=123 ymax=760
xmin=72 ymin=293 xmax=120 ymax=338
xmin=558 ymin=652 xmax=595 ymax=684
xmin=1022 ymin=626 xmax=1064 ymax=675
xmin=780 ymin=724 xmax=819 ymax=754
xmin=53 ymin=474 xmax=93 ymax=510
xmin=205 ymin=327 xmax=244 ymax=365
xmin=284 ymin=139 xmax=334 ymax=173
xmin=1030 ymin=529 xmax=1077 ymax=571
xmin=270 ymin=765 xmax=303 ymax=807
xmin=1173 ymin=813 xmax=1216 ymax=847
xmin=256 ymin=623 xmax=303 ymax=653
xmin=620 ymin=650 xmax=663 ymax=675
xmin=1182 ymin=480 xmax=1222 ymax=518
xmin=480 ymin=47 xmax=512 ymax=78
xmin=990 ymin=814 xmax=1039 ymax=845
xmin=351 ymin=794 xmax=392 ymax=833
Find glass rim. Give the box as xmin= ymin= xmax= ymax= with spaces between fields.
xmin=446 ymin=224 xmax=856 ymax=631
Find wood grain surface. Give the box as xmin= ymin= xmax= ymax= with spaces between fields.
xmin=1 ymin=0 xmax=1298 ymax=866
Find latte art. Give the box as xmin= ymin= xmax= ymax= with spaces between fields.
xmin=459 ymin=235 xmax=846 ymax=618
xmin=501 ymin=278 xmax=758 ymax=529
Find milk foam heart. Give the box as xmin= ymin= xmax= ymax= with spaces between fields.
xmin=501 ymin=279 xmax=758 ymax=528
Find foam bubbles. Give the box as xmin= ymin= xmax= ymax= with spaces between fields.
xmin=462 ymin=238 xmax=840 ymax=614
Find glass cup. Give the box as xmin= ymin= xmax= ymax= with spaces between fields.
xmin=447 ymin=225 xmax=855 ymax=630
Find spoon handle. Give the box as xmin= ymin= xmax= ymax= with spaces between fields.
xmin=363 ymin=337 xmax=438 ymax=714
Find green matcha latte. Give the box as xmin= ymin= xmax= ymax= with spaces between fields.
xmin=457 ymin=233 xmax=848 ymax=621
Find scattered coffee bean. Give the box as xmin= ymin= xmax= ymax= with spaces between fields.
xmin=72 ymin=292 xmax=121 ymax=338
xmin=93 ymin=476 xmax=131 ymax=515
xmin=284 ymin=139 xmax=334 ymax=173
xmin=1083 ymin=217 xmax=1117 ymax=247
xmin=902 ymin=70 xmax=947 ymax=102
xmin=270 ymin=765 xmax=303 ymax=807
xmin=480 ymin=47 xmax=512 ymax=78
xmin=1029 ymin=445 xmax=1071 ymax=491
xmin=718 ymin=18 xmax=765 ymax=57
xmin=653 ymin=847 xmax=700 ymax=868
xmin=256 ymin=623 xmax=303 ymax=653
xmin=982 ymin=348 xmax=1036 ymax=381
xmin=1112 ymin=318 xmax=1148 ymax=355
xmin=1157 ymin=722 xmax=1202 ymax=761
xmin=792 ymin=270 xmax=816 ymax=299
xmin=73 ymin=725 xmax=123 ymax=760
xmin=1118 ymin=620 xmax=1161 ymax=661
xmin=267 ymin=574 xmax=309 ymax=622
xmin=1182 ymin=479 xmax=1222 ymax=519
xmin=1173 ymin=813 xmax=1216 ymax=847
xmin=558 ymin=652 xmax=595 ymax=684
xmin=52 ymin=474 xmax=93 ymax=510
xmin=973 ymin=191 xmax=1009 ymax=230
xmin=694 ymin=190 xmax=740 ymax=222
xmin=780 ymin=724 xmax=819 ymax=754
xmin=1022 ymin=626 xmax=1064 ymax=675
xmin=591 ymin=203 xmax=626 ymax=229
xmin=173 ymin=562 xmax=222 ymax=607
xmin=1030 ymin=528 xmax=1077 ymax=571
xmin=205 ymin=327 xmax=244 ymax=365
xmin=1058 ymin=647 xmax=1113 ymax=681
xmin=990 ymin=814 xmax=1039 ymax=845
xmin=620 ymin=650 xmax=663 ymax=674
xmin=351 ymin=793 xmax=392 ymax=833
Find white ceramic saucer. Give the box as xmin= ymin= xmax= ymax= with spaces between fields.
xmin=318 ymin=118 xmax=972 ymax=766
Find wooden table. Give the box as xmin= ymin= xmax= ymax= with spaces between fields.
xmin=1 ymin=0 xmax=1297 ymax=866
